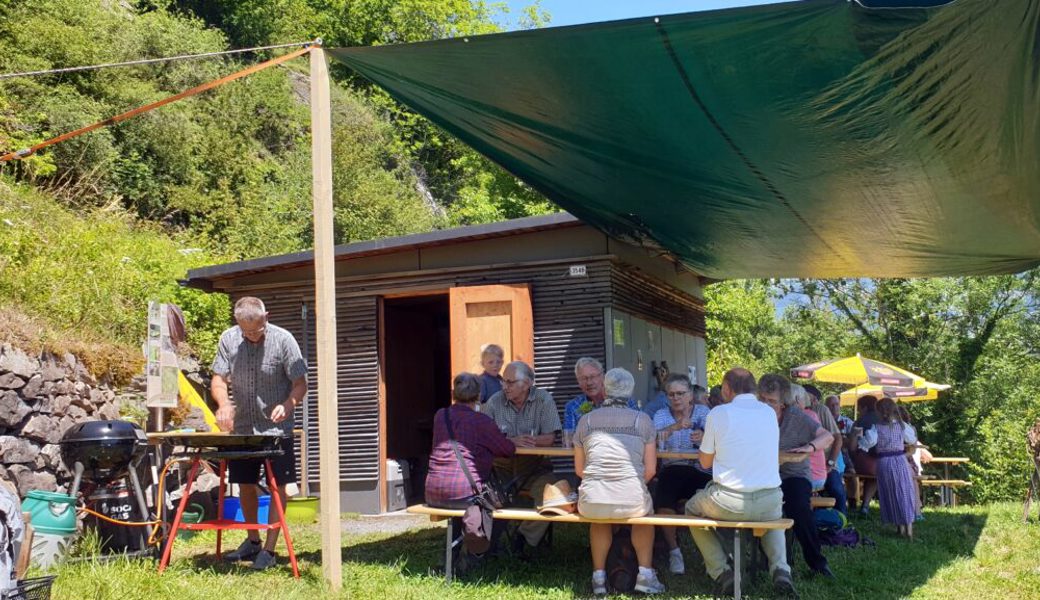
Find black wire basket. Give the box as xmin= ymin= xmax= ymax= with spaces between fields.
xmin=3 ymin=576 xmax=56 ymax=600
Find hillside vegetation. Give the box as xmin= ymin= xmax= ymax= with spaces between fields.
xmin=0 ymin=0 xmax=551 ymax=375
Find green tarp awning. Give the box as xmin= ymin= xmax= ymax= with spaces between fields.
xmin=329 ymin=0 xmax=1040 ymax=279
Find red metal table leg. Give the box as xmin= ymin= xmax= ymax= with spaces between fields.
xmin=158 ymin=459 xmax=201 ymax=574
xmin=216 ymin=459 xmax=227 ymax=559
xmin=265 ymin=459 xmax=300 ymax=578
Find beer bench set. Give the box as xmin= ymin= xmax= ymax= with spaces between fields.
xmin=845 ymin=457 xmax=971 ymax=509
xmin=408 ymin=504 xmax=792 ymax=600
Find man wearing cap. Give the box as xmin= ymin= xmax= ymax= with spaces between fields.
xmin=685 ymin=368 xmax=794 ymax=597
xmin=211 ymin=296 xmax=308 ymax=571
xmin=484 ymin=360 xmax=562 ymax=556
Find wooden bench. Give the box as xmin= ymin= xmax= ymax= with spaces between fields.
xmin=844 ymin=473 xmax=971 ymax=508
xmin=408 ymin=504 xmax=792 ymax=600
xmin=919 ymin=479 xmax=971 ymax=507
xmin=810 ymin=496 xmax=836 ymax=509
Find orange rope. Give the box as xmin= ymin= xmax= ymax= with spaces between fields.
xmin=0 ymin=44 xmax=314 ymax=162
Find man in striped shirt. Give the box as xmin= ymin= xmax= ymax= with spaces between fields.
xmin=212 ymin=296 xmax=308 ymax=570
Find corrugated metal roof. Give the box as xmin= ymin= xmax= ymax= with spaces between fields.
xmin=183 ymin=212 xmax=581 ymax=288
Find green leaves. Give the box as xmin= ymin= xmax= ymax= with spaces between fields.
xmin=710 ymin=275 xmax=1040 ymax=501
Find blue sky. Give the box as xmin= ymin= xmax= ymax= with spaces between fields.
xmin=503 ymin=0 xmax=790 ymax=29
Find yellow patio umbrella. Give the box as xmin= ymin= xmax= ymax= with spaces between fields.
xmin=790 ymin=354 xmax=925 ymax=388
xmin=838 ymin=381 xmax=951 ymax=407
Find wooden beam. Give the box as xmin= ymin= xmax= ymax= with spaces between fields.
xmin=377 ymin=297 xmax=387 ymax=514
xmin=309 ymin=43 xmax=342 ymax=591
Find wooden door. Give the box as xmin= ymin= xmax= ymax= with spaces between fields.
xmin=449 ymin=284 xmax=534 ymax=376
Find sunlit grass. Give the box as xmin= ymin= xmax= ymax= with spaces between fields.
xmin=44 ymin=502 xmax=1040 ymax=600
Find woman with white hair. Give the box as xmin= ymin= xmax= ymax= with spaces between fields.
xmin=574 ymin=368 xmax=663 ymax=596
xmin=791 ymin=384 xmax=827 ymax=491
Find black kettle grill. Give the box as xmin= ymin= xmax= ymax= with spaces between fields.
xmin=60 ymin=420 xmax=151 ymax=555
xmin=60 ymin=420 xmax=149 ymax=484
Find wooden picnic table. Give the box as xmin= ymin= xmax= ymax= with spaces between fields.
xmin=926 ymin=457 xmax=971 ymax=506
xmin=513 ymin=446 xmax=699 ymax=460
xmin=514 ymin=446 xmax=809 ymax=463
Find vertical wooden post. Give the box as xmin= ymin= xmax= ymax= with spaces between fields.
xmin=310 ymin=43 xmax=342 ymax=591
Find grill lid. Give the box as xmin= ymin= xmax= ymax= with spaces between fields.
xmin=60 ymin=420 xmax=146 ymax=445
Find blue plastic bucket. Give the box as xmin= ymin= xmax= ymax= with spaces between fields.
xmin=222 ymin=495 xmax=270 ymax=523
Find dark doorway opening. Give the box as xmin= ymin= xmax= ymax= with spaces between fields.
xmin=383 ymin=294 xmax=451 ymax=506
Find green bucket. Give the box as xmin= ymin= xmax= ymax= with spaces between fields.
xmin=22 ymin=491 xmax=77 ymax=536
xmin=177 ymin=503 xmax=206 ymax=540
xmin=285 ymin=497 xmax=319 ymax=524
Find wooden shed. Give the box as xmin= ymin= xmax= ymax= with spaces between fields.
xmin=183 ymin=212 xmax=708 ymax=514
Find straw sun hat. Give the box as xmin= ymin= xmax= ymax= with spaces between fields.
xmin=537 ymin=479 xmax=578 ymax=516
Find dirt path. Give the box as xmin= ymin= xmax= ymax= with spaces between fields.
xmin=341 ymin=511 xmax=438 ymax=537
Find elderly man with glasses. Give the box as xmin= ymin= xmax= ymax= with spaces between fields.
xmin=563 ymin=357 xmax=636 ymax=433
xmin=758 ymin=374 xmax=835 ymax=580
xmin=211 ymin=296 xmax=307 ymax=571
xmin=484 ymin=361 xmax=562 ymax=557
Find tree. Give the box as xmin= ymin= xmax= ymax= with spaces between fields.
xmin=173 ymin=0 xmax=557 ymax=224
xmin=776 ymin=274 xmax=1040 ymax=500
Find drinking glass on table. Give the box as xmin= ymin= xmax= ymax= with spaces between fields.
xmin=562 ymin=428 xmax=574 ymax=448
xmin=657 ymin=431 xmax=669 ymax=451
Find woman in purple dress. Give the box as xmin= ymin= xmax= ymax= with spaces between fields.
xmin=874 ymin=398 xmax=917 ymax=538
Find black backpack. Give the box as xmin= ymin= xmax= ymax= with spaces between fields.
xmin=605 ymin=527 xmax=638 ymax=592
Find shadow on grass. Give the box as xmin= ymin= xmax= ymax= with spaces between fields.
xmin=769 ymin=508 xmax=989 ymax=600
xmin=184 ymin=545 xmax=326 ymax=586
xmin=291 ymin=508 xmax=987 ymax=599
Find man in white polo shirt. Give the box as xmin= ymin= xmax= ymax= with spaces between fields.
xmin=685 ymin=368 xmax=795 ymax=597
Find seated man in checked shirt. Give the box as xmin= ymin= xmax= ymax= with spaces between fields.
xmin=483 ymin=361 xmax=562 ymax=557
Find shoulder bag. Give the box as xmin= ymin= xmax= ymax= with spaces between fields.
xmin=443 ymin=409 xmax=502 ymax=555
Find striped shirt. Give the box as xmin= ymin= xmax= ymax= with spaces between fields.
xmin=211 ymin=323 xmax=307 ymax=435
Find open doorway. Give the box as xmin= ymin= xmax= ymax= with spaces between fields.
xmin=383 ymin=294 xmax=451 ymax=505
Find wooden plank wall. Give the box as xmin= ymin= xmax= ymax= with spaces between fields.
xmin=226 ymin=259 xmax=705 ymax=493
xmin=610 ymin=264 xmax=706 ymax=337
xmin=230 ymin=289 xmax=379 ymax=483
xmin=229 ymin=257 xmax=613 ymax=489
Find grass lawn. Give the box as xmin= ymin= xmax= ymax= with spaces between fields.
xmin=46 ymin=502 xmax=1040 ymax=600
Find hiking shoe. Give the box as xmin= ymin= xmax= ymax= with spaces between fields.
xmin=634 ymin=570 xmax=666 ymax=594
xmin=250 ymin=549 xmax=277 ymax=571
xmin=591 ymin=573 xmax=607 ymax=596
xmin=773 ymin=568 xmax=798 ymax=597
xmin=668 ymin=548 xmax=685 ymax=575
xmin=224 ymin=538 xmax=262 ymax=562
xmin=712 ymin=569 xmax=735 ymax=597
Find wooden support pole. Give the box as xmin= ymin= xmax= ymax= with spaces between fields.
xmin=310 ymin=43 xmax=342 ymax=591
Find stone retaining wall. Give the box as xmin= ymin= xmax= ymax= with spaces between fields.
xmin=0 ymin=344 xmax=143 ymax=496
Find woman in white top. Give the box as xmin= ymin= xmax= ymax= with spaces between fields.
xmin=574 ymin=368 xmax=662 ymax=596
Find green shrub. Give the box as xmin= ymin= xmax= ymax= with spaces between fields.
xmin=0 ymin=178 xmax=229 ymax=377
